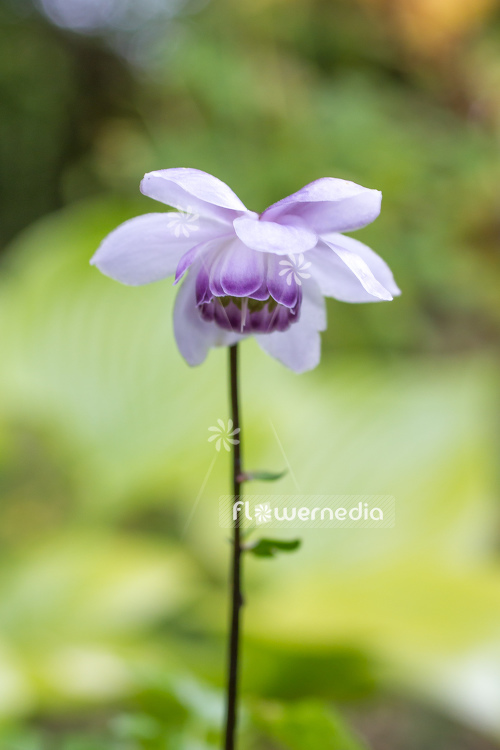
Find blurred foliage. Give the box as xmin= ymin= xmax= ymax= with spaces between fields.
xmin=1 ymin=0 xmax=500 ymax=747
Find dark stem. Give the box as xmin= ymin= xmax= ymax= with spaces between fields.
xmin=224 ymin=344 xmax=243 ymax=750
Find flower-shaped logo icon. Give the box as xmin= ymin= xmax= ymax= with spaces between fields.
xmin=167 ymin=206 xmax=200 ymax=238
xmin=208 ymin=419 xmax=240 ymax=452
xmin=278 ymin=253 xmax=312 ymax=286
xmin=254 ymin=503 xmax=272 ymax=524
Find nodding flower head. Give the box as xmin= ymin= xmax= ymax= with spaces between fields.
xmin=91 ymin=168 xmax=400 ymax=373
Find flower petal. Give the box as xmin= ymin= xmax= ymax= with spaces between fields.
xmin=322 ymin=232 xmax=401 ymax=298
xmin=320 ymin=238 xmax=393 ymax=301
xmin=174 ymin=268 xmax=244 ymax=366
xmin=90 ymin=212 xmax=224 ymax=286
xmin=195 ymin=261 xmax=211 ymax=304
xmin=267 ymin=253 xmax=300 ymax=308
xmin=261 ymin=178 xmax=381 ymax=234
xmin=255 ymin=279 xmax=326 ymax=373
xmin=219 ymin=239 xmax=267 ymax=297
xmin=208 ymin=248 xmax=227 ymax=297
xmin=256 ymin=324 xmax=320 ymax=373
xmin=141 ymin=168 xmax=249 ymax=223
xmin=233 ymin=215 xmax=317 ymax=255
xmin=300 ymin=279 xmax=327 ymax=332
xmin=307 ymin=245 xmax=380 ymax=302
xmin=174 ymin=233 xmax=233 ymax=283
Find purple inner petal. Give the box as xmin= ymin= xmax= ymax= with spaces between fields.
xmin=208 ymin=250 xmax=227 ymax=297
xmin=195 ymin=263 xmax=211 ymax=304
xmin=267 ymin=254 xmax=300 ymax=308
xmin=219 ymin=241 xmax=267 ymax=297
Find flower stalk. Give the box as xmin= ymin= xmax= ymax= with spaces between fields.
xmin=224 ymin=344 xmax=243 ymax=750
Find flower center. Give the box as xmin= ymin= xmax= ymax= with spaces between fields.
xmin=199 ymin=293 xmax=301 ymax=334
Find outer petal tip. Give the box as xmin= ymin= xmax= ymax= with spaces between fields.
xmin=322 ymin=238 xmax=394 ymax=301
xmin=313 ymin=233 xmax=399 ymax=303
xmin=263 ymin=178 xmax=383 ymax=234
xmin=392 ymin=281 xmax=402 ymax=297
xmin=140 ymin=168 xmax=248 ymax=222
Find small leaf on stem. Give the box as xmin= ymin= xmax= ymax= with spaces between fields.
xmin=238 ymin=469 xmax=287 ymax=483
xmin=245 ymin=538 xmax=302 ymax=558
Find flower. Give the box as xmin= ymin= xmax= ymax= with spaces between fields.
xmin=208 ymin=419 xmax=240 ymax=452
xmin=91 ymin=168 xmax=400 ymax=373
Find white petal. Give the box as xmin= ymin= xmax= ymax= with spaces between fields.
xmin=141 ymin=168 xmax=249 ymax=223
xmin=256 ymin=324 xmax=321 ymax=374
xmin=233 ymin=215 xmax=317 ymax=255
xmin=308 ymin=239 xmax=394 ymax=303
xmin=322 ymin=232 xmax=401 ymax=297
xmin=326 ymin=240 xmax=392 ymax=301
xmin=300 ymin=277 xmax=327 ymax=331
xmin=261 ymin=177 xmax=382 ymax=234
xmin=255 ymin=279 xmax=326 ymax=373
xmin=91 ymin=213 xmax=225 ymax=286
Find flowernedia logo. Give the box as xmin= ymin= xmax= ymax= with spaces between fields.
xmin=219 ymin=495 xmax=395 ymax=528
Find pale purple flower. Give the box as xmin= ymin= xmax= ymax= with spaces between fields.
xmin=91 ymin=168 xmax=400 ymax=373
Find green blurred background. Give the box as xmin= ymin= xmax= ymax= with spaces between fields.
xmin=1 ymin=0 xmax=500 ymax=747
